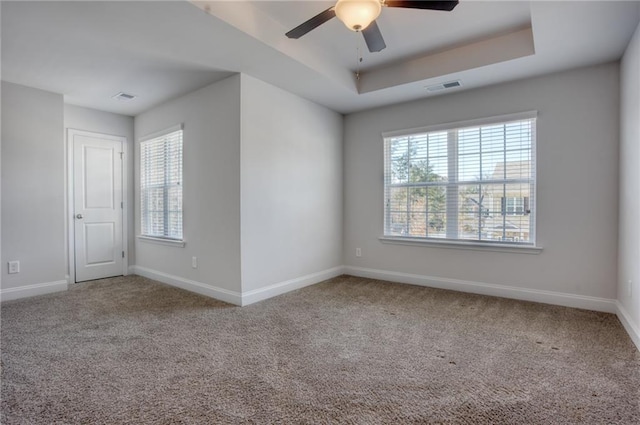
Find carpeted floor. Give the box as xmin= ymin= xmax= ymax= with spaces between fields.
xmin=1 ymin=275 xmax=639 ymax=424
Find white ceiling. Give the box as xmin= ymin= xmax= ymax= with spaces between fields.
xmin=2 ymin=1 xmax=639 ymax=116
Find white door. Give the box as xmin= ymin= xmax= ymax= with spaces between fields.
xmin=72 ymin=131 xmax=124 ymax=282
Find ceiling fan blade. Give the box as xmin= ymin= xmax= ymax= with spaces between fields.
xmin=285 ymin=7 xmax=336 ymax=39
xmin=385 ymin=1 xmax=459 ymax=11
xmin=362 ymin=21 xmax=386 ymax=52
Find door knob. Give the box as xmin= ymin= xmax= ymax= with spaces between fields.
xmin=76 ymin=214 xmax=83 ymax=219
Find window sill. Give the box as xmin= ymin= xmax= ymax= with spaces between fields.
xmin=379 ymin=236 xmax=542 ymax=254
xmin=137 ymin=235 xmax=185 ymax=248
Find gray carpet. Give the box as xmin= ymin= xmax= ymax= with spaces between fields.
xmin=1 ymin=275 xmax=639 ymax=424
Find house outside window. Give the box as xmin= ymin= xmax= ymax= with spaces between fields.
xmin=140 ymin=125 xmax=183 ymax=241
xmin=383 ymin=112 xmax=536 ymax=245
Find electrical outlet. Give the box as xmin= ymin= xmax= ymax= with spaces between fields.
xmin=356 ymin=248 xmax=362 ymax=257
xmin=192 ymin=256 xmax=198 ymax=269
xmin=8 ymin=261 xmax=20 ymax=274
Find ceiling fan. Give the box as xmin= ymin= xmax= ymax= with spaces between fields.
xmin=285 ymin=0 xmax=459 ymax=53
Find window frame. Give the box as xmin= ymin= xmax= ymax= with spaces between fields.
xmin=381 ymin=111 xmax=540 ymax=252
xmin=139 ymin=124 xmax=184 ymax=245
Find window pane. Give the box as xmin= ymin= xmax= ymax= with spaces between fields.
xmin=147 ymin=211 xmax=164 ymax=237
xmin=427 ymin=212 xmax=446 ymax=238
xmin=507 ymin=159 xmax=532 ymax=180
xmin=409 ymin=160 xmax=431 ymax=183
xmin=409 ymin=187 xmax=426 ymax=213
xmin=480 ymin=125 xmax=505 ymax=152
xmin=427 ymin=186 xmax=446 ymax=213
xmin=409 ymin=135 xmax=428 ymax=159
xmin=478 ymin=184 xmax=506 ymax=242
xmin=389 ymin=137 xmax=409 ymax=183
xmin=383 ymin=115 xmax=536 ymax=245
xmin=503 ymin=214 xmax=531 ymax=243
xmin=457 ymin=184 xmax=481 ymax=240
xmin=458 ymin=154 xmax=480 ymax=182
xmin=429 ymin=132 xmax=448 ymax=182
xmin=388 ymin=212 xmax=408 ymax=236
xmin=482 ymin=150 xmax=505 ymax=181
xmin=408 ymin=212 xmax=426 ymax=237
xmin=168 ymin=212 xmax=182 ymax=239
xmin=505 ymin=121 xmax=531 ymax=150
xmin=388 ymin=187 xmax=407 ymax=211
xmin=140 ymin=128 xmax=183 ymax=240
xmin=458 ymin=128 xmax=479 ymax=155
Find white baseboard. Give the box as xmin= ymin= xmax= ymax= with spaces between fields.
xmin=0 ymin=280 xmax=69 ymax=302
xmin=130 ymin=265 xmax=344 ymax=307
xmin=241 ymin=266 xmax=345 ymax=306
xmin=615 ymin=301 xmax=640 ymax=352
xmin=130 ymin=266 xmax=242 ymax=306
xmin=344 ymin=266 xmax=618 ymax=314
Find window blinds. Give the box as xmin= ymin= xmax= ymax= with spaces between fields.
xmin=140 ymin=127 xmax=183 ymax=240
xmin=384 ymin=113 xmax=536 ymax=245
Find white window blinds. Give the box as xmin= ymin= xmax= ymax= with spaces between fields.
xmin=140 ymin=126 xmax=183 ymax=240
xmin=384 ymin=112 xmax=536 ymax=245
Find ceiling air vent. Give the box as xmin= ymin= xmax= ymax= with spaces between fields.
xmin=425 ymin=80 xmax=462 ymax=93
xmin=112 ymin=92 xmax=136 ymax=101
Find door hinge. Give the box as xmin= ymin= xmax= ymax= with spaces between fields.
xmin=122 ymin=251 xmax=125 ymax=258
xmin=120 ymin=152 xmax=124 ymax=159
xmin=121 ymin=201 xmax=123 ymax=209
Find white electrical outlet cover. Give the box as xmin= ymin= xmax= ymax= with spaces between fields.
xmin=8 ymin=261 xmax=20 ymax=274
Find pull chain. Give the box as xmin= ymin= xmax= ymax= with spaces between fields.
xmin=355 ymin=32 xmax=363 ymax=81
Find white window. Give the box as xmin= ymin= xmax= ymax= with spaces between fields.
xmin=383 ymin=112 xmax=536 ymax=245
xmin=503 ymin=196 xmax=528 ymax=216
xmin=140 ymin=125 xmax=183 ymax=241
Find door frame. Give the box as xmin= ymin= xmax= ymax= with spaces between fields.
xmin=66 ymin=129 xmax=129 ymax=284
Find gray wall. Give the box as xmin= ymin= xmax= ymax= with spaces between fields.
xmin=618 ymin=22 xmax=640 ymax=335
xmin=1 ymin=82 xmax=65 ymax=289
xmin=344 ymin=63 xmax=620 ymax=299
xmin=134 ymin=75 xmax=242 ymax=293
xmin=64 ymin=104 xmax=135 ymax=268
xmin=239 ymin=74 xmax=343 ymax=292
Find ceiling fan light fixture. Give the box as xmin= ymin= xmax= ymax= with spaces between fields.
xmin=335 ymin=0 xmax=382 ymax=32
